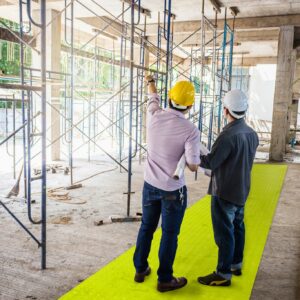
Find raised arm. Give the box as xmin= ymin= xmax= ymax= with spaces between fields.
xmin=145 ymin=75 xmax=160 ymax=115
xmin=145 ymin=74 xmax=157 ymax=94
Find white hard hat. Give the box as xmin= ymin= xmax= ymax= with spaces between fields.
xmin=223 ymin=89 xmax=248 ymax=119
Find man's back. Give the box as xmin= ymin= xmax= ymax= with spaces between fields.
xmin=201 ymin=118 xmax=259 ymax=205
xmin=144 ymin=94 xmax=200 ymax=191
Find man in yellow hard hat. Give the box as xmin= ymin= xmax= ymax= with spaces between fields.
xmin=133 ymin=75 xmax=200 ymax=292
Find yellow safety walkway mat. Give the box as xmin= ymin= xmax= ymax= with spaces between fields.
xmin=60 ymin=164 xmax=287 ymax=300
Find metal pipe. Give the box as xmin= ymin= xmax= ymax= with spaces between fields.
xmin=156 ymin=16 xmax=161 ymax=83
xmin=119 ymin=2 xmax=125 ymax=168
xmin=228 ymin=18 xmax=235 ymax=91
xmin=0 ymin=200 xmax=42 ymax=247
xmin=93 ymin=41 xmax=97 ymax=153
xmin=19 ymin=0 xmax=28 ymax=200
xmin=218 ymin=8 xmax=228 ymax=133
xmin=64 ymin=0 xmax=72 ymax=46
xmin=139 ymin=17 xmax=146 ymax=163
xmin=208 ymin=9 xmax=218 ymax=149
xmin=26 ymin=90 xmax=40 ymax=226
xmin=40 ymin=0 xmax=47 ymax=270
xmin=13 ymin=95 xmax=16 ymax=179
xmin=69 ymin=0 xmax=74 ymax=185
xmin=134 ymin=0 xmax=141 ymax=25
xmin=5 ymin=101 xmax=11 ymax=157
xmin=126 ymin=0 xmax=135 ymax=216
xmin=26 ymin=0 xmax=42 ymax=28
xmin=198 ymin=0 xmax=205 ymax=139
xmin=163 ymin=0 xmax=172 ymax=107
xmin=27 ymin=0 xmax=75 ymax=46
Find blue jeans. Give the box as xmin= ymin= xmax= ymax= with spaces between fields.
xmin=211 ymin=196 xmax=245 ymax=280
xmin=133 ymin=181 xmax=187 ymax=282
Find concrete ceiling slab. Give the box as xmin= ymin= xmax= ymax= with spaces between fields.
xmin=2 ymin=0 xmax=300 ymax=62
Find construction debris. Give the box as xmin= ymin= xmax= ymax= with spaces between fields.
xmin=50 ymin=216 xmax=72 ymax=225
xmin=110 ymin=216 xmax=142 ymax=223
xmin=33 ymin=164 xmax=69 ymax=176
xmin=94 ymin=220 xmax=104 ymax=226
xmin=65 ymin=184 xmax=83 ymax=190
xmin=6 ymin=167 xmax=23 ymax=198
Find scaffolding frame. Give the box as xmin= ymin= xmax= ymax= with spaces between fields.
xmin=0 ymin=0 xmax=237 ymax=268
xmin=0 ymin=0 xmax=47 ymax=269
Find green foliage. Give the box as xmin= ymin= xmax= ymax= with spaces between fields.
xmin=0 ymin=100 xmax=22 ymax=109
xmin=0 ymin=18 xmax=32 ymax=77
xmin=0 ymin=41 xmax=32 ymax=76
xmin=0 ymin=18 xmax=22 ymax=32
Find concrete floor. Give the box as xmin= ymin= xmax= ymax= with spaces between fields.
xmin=0 ymin=159 xmax=299 ymax=300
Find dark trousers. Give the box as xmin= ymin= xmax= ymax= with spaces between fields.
xmin=133 ymin=181 xmax=187 ymax=282
xmin=211 ymin=196 xmax=245 ymax=280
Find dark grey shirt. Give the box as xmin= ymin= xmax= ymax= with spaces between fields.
xmin=200 ymin=118 xmax=259 ymax=206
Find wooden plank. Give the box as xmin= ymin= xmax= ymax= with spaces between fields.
xmin=0 ymin=27 xmax=36 ymax=47
xmin=209 ymin=0 xmax=221 ymax=13
xmin=0 ymin=83 xmax=42 ymax=91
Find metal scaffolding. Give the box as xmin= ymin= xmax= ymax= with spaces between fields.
xmin=0 ymin=0 xmax=237 ymax=268
xmin=0 ymin=0 xmax=47 ymax=269
xmin=188 ymin=2 xmax=235 ymax=149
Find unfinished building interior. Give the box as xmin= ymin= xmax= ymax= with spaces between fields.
xmin=0 ymin=0 xmax=299 ymax=299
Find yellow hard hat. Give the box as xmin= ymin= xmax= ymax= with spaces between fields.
xmin=168 ymin=81 xmax=195 ymax=107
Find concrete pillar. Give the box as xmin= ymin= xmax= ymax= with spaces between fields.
xmin=32 ymin=9 xmax=61 ymax=161
xmin=291 ymin=58 xmax=300 ymax=136
xmin=47 ymin=10 xmax=61 ymax=161
xmin=286 ymin=49 xmax=297 ymax=143
xmin=269 ymin=26 xmax=295 ymax=161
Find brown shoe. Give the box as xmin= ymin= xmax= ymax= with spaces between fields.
xmin=134 ymin=267 xmax=151 ymax=283
xmin=157 ymin=277 xmax=188 ymax=292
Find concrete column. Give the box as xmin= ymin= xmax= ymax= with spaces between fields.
xmin=291 ymin=59 xmax=300 ymax=136
xmin=33 ymin=9 xmax=61 ymax=161
xmin=47 ymin=10 xmax=61 ymax=161
xmin=286 ymin=49 xmax=297 ymax=143
xmin=269 ymin=26 xmax=295 ymax=161
xmin=289 ymin=58 xmax=300 ymax=140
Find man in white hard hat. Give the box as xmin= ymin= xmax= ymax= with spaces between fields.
xmin=197 ymin=89 xmax=259 ymax=286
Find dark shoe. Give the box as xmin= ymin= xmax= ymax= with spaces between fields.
xmin=157 ymin=277 xmax=188 ymax=292
xmin=134 ymin=267 xmax=151 ymax=283
xmin=197 ymin=272 xmax=231 ymax=286
xmin=231 ymin=268 xmax=242 ymax=276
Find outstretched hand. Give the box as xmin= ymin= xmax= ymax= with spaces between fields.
xmin=145 ymin=74 xmax=154 ymax=83
xmin=145 ymin=74 xmax=157 ymax=93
